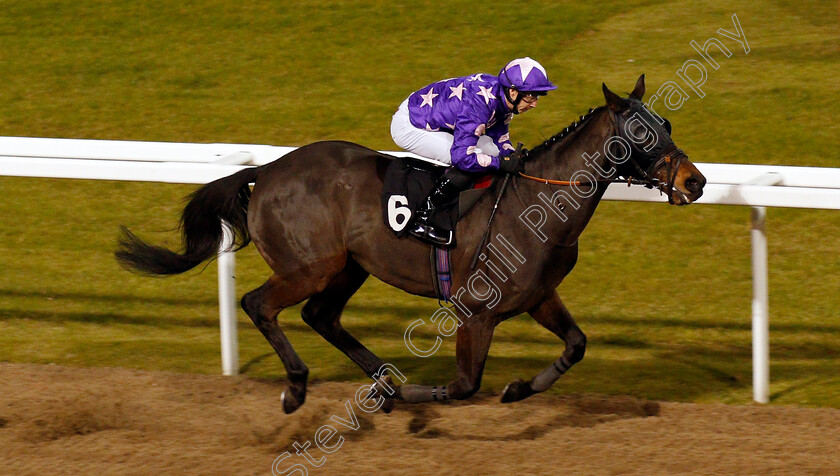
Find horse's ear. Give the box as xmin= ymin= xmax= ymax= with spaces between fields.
xmin=603 ymin=83 xmax=628 ymax=111
xmin=630 ymin=74 xmax=645 ymax=100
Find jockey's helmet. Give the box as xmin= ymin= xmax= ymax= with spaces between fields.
xmin=498 ymin=57 xmax=557 ymax=93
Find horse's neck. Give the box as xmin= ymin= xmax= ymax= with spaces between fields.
xmin=519 ymin=110 xmax=616 ymax=246
xmin=529 ymin=109 xmax=616 ymax=181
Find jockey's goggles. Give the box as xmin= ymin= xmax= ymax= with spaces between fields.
xmin=520 ymin=91 xmax=546 ymax=103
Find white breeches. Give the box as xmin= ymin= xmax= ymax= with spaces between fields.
xmin=390 ymin=98 xmax=499 ymax=165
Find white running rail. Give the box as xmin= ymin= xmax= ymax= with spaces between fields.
xmin=2 ymin=136 xmax=839 ymax=403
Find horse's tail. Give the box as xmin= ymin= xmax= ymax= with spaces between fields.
xmin=115 ymin=166 xmax=259 ymax=275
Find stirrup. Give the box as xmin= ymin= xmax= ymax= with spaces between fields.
xmin=409 ymin=222 xmax=455 ymax=247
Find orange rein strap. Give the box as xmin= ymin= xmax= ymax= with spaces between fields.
xmin=516 ymin=173 xmax=584 ymax=186
xmin=518 ymin=172 xmax=628 ymax=187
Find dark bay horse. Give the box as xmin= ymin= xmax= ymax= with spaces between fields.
xmin=117 ymin=75 xmax=705 ymax=413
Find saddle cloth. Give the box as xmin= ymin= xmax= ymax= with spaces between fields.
xmin=380 ymin=157 xmax=493 ymax=238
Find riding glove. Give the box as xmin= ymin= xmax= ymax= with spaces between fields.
xmin=498 ymin=153 xmax=525 ymax=175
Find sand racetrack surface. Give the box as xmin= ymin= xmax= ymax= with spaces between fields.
xmin=1 ymin=363 xmax=838 ymax=475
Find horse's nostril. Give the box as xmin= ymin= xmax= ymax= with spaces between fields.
xmin=685 ymin=176 xmax=704 ymax=193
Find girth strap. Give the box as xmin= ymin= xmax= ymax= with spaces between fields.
xmin=431 ymin=246 xmax=452 ymax=303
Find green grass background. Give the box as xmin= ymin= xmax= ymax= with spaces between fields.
xmin=0 ymin=0 xmax=838 ymax=407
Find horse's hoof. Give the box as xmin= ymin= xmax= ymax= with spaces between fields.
xmin=381 ymin=397 xmax=395 ymax=414
xmin=500 ymin=379 xmax=533 ymax=403
xmin=367 ymin=376 xmax=397 ymax=413
xmin=281 ymin=387 xmax=304 ymax=414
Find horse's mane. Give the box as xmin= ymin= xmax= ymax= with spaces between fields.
xmin=525 ymin=105 xmax=606 ymax=159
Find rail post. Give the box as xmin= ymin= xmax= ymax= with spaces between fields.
xmin=751 ymin=206 xmax=769 ymax=403
xmin=218 ymin=222 xmax=239 ymax=376
xmin=745 ymin=172 xmax=780 ymax=403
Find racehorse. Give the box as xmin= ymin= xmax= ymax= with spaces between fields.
xmin=116 ymin=75 xmax=705 ymax=413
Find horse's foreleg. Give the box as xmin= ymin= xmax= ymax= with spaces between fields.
xmin=501 ymin=292 xmax=586 ymax=403
xmin=396 ymin=318 xmax=496 ymax=403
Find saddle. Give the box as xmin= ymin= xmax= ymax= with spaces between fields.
xmin=380 ymin=156 xmax=493 ymax=239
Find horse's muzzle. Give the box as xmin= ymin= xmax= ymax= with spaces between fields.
xmin=661 ymin=156 xmax=706 ymax=206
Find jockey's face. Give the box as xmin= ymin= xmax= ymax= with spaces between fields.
xmin=506 ymin=89 xmax=541 ymax=114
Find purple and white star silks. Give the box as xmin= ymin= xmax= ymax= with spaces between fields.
xmin=406 ymin=73 xmax=515 ymax=173
xmin=449 ymin=82 xmax=465 ymax=100
xmin=467 ymin=146 xmax=493 ymax=167
xmin=476 ymin=86 xmax=496 ymax=105
xmin=419 ymin=88 xmax=438 ymax=108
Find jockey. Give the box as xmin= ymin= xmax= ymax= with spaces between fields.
xmin=390 ymin=57 xmax=557 ymax=246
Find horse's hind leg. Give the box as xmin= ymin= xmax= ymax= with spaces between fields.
xmin=501 ymin=291 xmax=586 ymax=403
xmin=300 ymin=258 xmax=388 ymax=378
xmin=241 ymin=275 xmax=312 ymax=414
xmin=300 ymin=258 xmax=405 ymax=411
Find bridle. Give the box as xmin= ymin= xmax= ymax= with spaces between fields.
xmin=517 ymin=102 xmax=687 ymax=203
xmin=639 ymin=150 xmax=686 ymax=204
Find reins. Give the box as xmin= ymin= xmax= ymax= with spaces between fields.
xmin=514 ymin=107 xmax=683 ymax=197
xmin=517 ymin=171 xmax=652 ymax=187
xmin=517 ymin=151 xmax=686 ymax=206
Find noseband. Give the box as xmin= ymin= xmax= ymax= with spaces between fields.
xmin=645 ymin=151 xmax=686 ymax=204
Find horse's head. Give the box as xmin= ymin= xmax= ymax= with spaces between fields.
xmin=602 ymin=75 xmax=705 ymax=205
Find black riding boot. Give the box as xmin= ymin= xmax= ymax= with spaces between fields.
xmin=409 ymin=174 xmax=465 ymax=247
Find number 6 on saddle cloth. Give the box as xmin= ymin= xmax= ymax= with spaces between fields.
xmin=381 ymin=157 xmax=492 ymax=240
